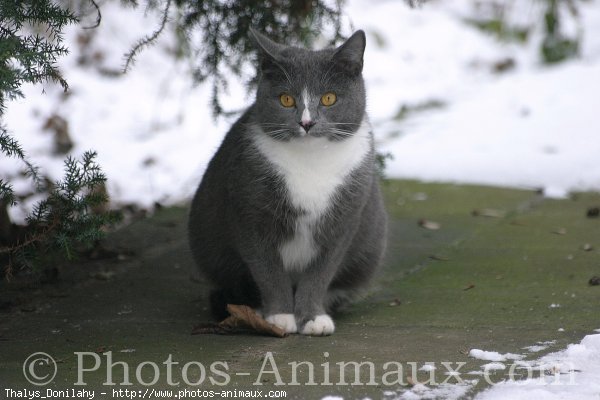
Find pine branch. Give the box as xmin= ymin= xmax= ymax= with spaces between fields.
xmin=2 ymin=151 xmax=121 ymax=272
xmin=0 ymin=128 xmax=42 ymax=188
xmin=0 ymin=179 xmax=16 ymax=206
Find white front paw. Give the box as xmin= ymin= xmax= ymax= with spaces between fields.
xmin=301 ymin=314 xmax=335 ymax=336
xmin=265 ymin=313 xmax=297 ymax=333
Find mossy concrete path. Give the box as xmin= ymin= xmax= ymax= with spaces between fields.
xmin=1 ymin=180 xmax=599 ymax=399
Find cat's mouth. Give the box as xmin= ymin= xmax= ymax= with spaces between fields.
xmin=296 ymin=126 xmax=326 ymax=139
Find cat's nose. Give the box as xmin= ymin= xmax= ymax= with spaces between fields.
xmin=299 ymin=120 xmax=316 ymax=132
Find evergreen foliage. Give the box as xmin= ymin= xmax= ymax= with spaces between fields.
xmin=0 ymin=1 xmax=119 ymax=278
xmin=464 ymin=0 xmax=582 ymax=65
xmin=0 ymin=0 xmax=76 ymax=112
xmin=0 ymin=149 xmax=121 ymax=276
xmin=541 ymin=0 xmax=580 ymax=64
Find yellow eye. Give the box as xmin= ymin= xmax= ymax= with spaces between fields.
xmin=279 ymin=93 xmax=295 ymax=108
xmin=321 ymin=92 xmax=337 ymax=106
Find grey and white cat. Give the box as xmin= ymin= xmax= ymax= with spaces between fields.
xmin=188 ymin=29 xmax=387 ymax=336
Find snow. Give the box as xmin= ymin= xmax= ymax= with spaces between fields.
xmin=3 ymin=0 xmax=600 ymax=224
xmin=469 ymin=349 xmax=524 ymax=362
xmin=481 ymin=362 xmax=507 ymax=371
xmin=419 ymin=364 xmax=436 ymax=372
xmin=475 ymin=332 xmax=600 ymax=400
xmin=523 ymin=341 xmax=555 ymax=353
xmin=388 ymin=381 xmax=476 ymax=400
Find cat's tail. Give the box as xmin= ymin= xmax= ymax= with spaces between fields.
xmin=209 ymin=289 xmax=231 ymax=320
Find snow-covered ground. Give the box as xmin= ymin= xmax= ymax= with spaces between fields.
xmin=3 ymin=0 xmax=600 ymax=221
xmin=475 ymin=331 xmax=600 ymax=400
xmin=321 ymin=331 xmax=600 ymax=400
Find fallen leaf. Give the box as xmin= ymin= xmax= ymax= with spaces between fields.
xmin=191 ymin=304 xmax=287 ymax=338
xmin=91 ymin=271 xmax=115 ymax=281
xmin=389 ymin=298 xmax=402 ymax=307
xmin=472 ymin=208 xmax=506 ymax=218
xmin=463 ymin=283 xmax=475 ymax=291
xmin=406 ymin=376 xmax=416 ymax=386
xmin=581 ymin=243 xmax=593 ymax=251
xmin=419 ymin=219 xmax=441 ymax=230
xmin=492 ymin=57 xmax=515 ymax=73
xmin=412 ymin=192 xmax=428 ymax=201
xmin=552 ymin=228 xmax=567 ymax=235
xmin=589 ymin=276 xmax=600 ymax=286
xmin=510 ymin=220 xmax=527 ymax=226
xmin=429 ymin=255 xmax=450 ymax=261
xmin=586 ymin=207 xmax=599 ymax=218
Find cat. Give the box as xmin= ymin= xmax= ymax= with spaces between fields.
xmin=188 ymin=28 xmax=387 ymax=336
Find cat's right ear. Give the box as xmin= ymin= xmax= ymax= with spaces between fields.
xmin=332 ymin=30 xmax=366 ymax=76
xmin=249 ymin=28 xmax=284 ymax=71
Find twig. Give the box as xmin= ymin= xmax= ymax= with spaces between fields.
xmin=83 ymin=0 xmax=102 ymax=29
xmin=0 ymin=218 xmax=60 ymax=256
xmin=122 ymin=0 xmax=172 ymax=73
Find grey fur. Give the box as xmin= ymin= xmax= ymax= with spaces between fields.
xmin=188 ymin=29 xmax=387 ymax=334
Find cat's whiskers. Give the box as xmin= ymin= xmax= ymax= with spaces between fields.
xmin=265 ymin=128 xmax=291 ymax=140
xmin=328 ymin=128 xmax=355 ymax=139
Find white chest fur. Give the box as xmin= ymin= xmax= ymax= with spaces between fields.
xmin=252 ymin=117 xmax=372 ymax=271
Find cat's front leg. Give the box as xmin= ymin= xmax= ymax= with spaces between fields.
xmin=294 ymin=275 xmax=335 ymax=336
xmin=245 ymin=256 xmax=297 ymax=334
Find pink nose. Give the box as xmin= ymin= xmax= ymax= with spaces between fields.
xmin=299 ymin=120 xmax=316 ymax=132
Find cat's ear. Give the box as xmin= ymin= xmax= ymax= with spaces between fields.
xmin=249 ymin=28 xmax=285 ymax=71
xmin=332 ymin=30 xmax=366 ymax=76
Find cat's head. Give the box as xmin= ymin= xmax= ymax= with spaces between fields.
xmin=250 ymin=29 xmax=367 ymax=141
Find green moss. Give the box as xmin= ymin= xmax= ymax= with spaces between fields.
xmin=1 ymin=181 xmax=598 ymax=399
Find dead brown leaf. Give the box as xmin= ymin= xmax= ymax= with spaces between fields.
xmin=463 ymin=283 xmax=475 ymax=291
xmin=587 ymin=207 xmax=599 ymax=218
xmin=589 ymin=276 xmax=600 ymax=286
xmin=472 ymin=208 xmax=506 ymax=218
xmin=191 ymin=304 xmax=287 ymax=338
xmin=418 ymin=219 xmax=441 ymax=230
xmin=389 ymin=298 xmax=402 ymax=307
xmin=90 ymin=271 xmax=115 ymax=281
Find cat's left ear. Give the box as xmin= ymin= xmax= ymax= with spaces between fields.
xmin=249 ymin=28 xmax=284 ymax=63
xmin=332 ymin=30 xmax=366 ymax=76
